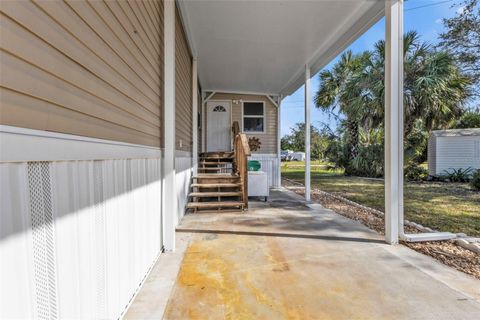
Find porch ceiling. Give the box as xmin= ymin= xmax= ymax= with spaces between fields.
xmin=178 ymin=0 xmax=385 ymax=96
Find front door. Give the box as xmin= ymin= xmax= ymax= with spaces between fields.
xmin=207 ymin=101 xmax=231 ymax=152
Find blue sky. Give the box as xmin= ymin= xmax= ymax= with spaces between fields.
xmin=281 ymin=0 xmax=464 ymax=137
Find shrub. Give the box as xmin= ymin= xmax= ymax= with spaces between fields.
xmin=405 ymin=164 xmax=428 ymax=181
xmin=350 ymin=144 xmax=384 ymax=178
xmin=471 ymin=170 xmax=480 ymax=190
xmin=404 ymin=119 xmax=429 ymax=164
xmin=325 ymin=139 xmax=384 ymax=178
xmin=441 ymin=167 xmax=474 ymax=182
xmin=454 ymin=111 xmax=480 ymax=129
xmin=324 ymin=140 xmax=351 ymax=172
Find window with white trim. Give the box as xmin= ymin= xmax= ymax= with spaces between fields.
xmin=243 ymin=102 xmax=265 ymax=133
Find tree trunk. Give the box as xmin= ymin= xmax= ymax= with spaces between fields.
xmin=346 ymin=119 xmax=359 ymax=158
xmin=344 ymin=119 xmax=359 ymax=175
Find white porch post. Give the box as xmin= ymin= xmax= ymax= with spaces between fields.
xmin=192 ymin=58 xmax=198 ymax=174
xmin=163 ymin=0 xmax=176 ymax=251
xmin=304 ymin=65 xmax=311 ymax=201
xmin=277 ymin=95 xmax=282 ymax=187
xmin=384 ymin=0 xmax=403 ymax=244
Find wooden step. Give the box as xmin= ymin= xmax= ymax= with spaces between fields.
xmin=189 ymin=191 xmax=242 ymax=197
xmin=200 ymin=151 xmax=233 ymax=156
xmin=193 ymin=174 xmax=239 ymax=179
xmin=200 ymin=161 xmax=232 ymax=165
xmin=191 ymin=183 xmax=241 ymax=188
xmin=198 ymin=167 xmax=233 ymax=171
xmin=200 ymin=156 xmax=234 ymax=161
xmin=186 ymin=201 xmax=244 ymax=209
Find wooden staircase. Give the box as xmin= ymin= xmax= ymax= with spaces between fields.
xmin=187 ymin=122 xmax=251 ymax=213
xmin=187 ymin=152 xmax=244 ymax=212
xmin=197 ymin=151 xmax=234 ymax=174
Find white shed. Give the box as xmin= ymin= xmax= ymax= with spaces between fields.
xmin=428 ymin=128 xmax=480 ymax=176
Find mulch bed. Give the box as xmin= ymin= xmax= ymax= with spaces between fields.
xmin=282 ymin=179 xmax=480 ymax=280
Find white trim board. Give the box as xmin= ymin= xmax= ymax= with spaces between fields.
xmin=249 ymin=153 xmax=278 ymax=157
xmin=204 ymin=89 xmax=279 ymax=97
xmin=202 ymin=91 xmax=217 ymax=104
xmin=266 ymin=95 xmax=279 ymax=108
xmin=0 ymin=125 xmax=161 ymax=162
xmin=175 ymin=150 xmax=193 ymax=158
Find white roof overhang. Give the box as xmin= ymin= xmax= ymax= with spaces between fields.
xmin=177 ymin=0 xmax=385 ymax=97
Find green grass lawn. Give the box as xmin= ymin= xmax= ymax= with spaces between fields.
xmin=282 ymin=161 xmax=480 ymax=237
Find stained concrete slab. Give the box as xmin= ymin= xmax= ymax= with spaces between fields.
xmin=124 ymin=233 xmax=192 ymax=320
xmin=128 ymin=188 xmax=480 ymax=319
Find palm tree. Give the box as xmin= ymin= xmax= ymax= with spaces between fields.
xmin=316 ymin=31 xmax=471 ymax=172
xmin=349 ymin=31 xmax=470 ymax=136
xmin=314 ymin=51 xmax=367 ymax=169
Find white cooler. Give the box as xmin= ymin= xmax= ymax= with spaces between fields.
xmin=248 ymin=171 xmax=269 ymax=201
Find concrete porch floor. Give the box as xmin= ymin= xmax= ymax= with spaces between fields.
xmin=125 ymin=188 xmax=480 ymax=320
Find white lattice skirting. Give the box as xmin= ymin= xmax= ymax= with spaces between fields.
xmin=248 ymin=153 xmax=280 ymax=187
xmin=175 ymin=151 xmax=193 ymax=225
xmin=0 ymin=127 xmax=163 ymax=319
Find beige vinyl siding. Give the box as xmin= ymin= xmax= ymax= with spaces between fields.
xmin=209 ymin=93 xmax=278 ymax=154
xmin=175 ymin=7 xmax=193 ymax=152
xmin=0 ymin=0 xmax=163 ymax=147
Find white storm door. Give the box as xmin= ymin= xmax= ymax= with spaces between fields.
xmin=207 ymin=101 xmax=231 ymax=152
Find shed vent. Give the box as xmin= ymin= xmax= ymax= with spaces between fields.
xmin=27 ymin=162 xmax=58 ymax=320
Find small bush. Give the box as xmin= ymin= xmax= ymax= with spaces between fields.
xmin=405 ymin=164 xmax=428 ymax=181
xmin=324 ymin=140 xmax=351 ymax=173
xmin=471 ymin=170 xmax=480 ymax=191
xmin=350 ymin=144 xmax=384 ymax=178
xmin=441 ymin=167 xmax=474 ymax=183
xmin=454 ymin=111 xmax=480 ymax=129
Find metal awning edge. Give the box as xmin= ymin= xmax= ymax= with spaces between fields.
xmin=280 ymin=1 xmax=385 ymax=97
xmin=177 ymin=0 xmax=385 ymax=98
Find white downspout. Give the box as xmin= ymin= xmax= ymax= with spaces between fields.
xmin=384 ymin=0 xmax=402 ymax=244
xmin=385 ymin=0 xmax=455 ymax=243
xmin=304 ymin=65 xmax=311 ymax=201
